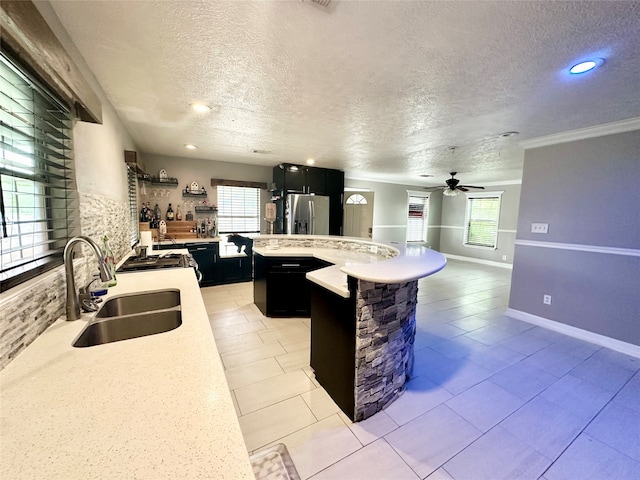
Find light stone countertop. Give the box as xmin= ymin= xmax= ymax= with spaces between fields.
xmin=0 ymin=268 xmax=254 ymax=480
xmin=254 ymin=241 xmax=447 ymax=298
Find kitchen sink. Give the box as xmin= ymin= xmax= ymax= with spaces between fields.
xmin=95 ymin=289 xmax=181 ymax=318
xmin=73 ymin=310 xmax=182 ymax=348
xmin=73 ymin=289 xmax=182 ymax=347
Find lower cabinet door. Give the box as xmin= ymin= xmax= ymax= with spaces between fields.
xmin=220 ymin=257 xmax=243 ymax=283
xmin=267 ymin=271 xmax=310 ymax=316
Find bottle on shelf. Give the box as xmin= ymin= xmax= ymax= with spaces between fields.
xmin=140 ymin=203 xmax=148 ymax=222
xmin=102 ymin=236 xmax=117 ymax=287
xmin=176 ymin=204 xmax=182 ymax=221
xmin=154 ymin=204 xmax=161 ymax=225
xmin=166 ymin=203 xmax=174 ymax=221
xmin=186 ymin=210 xmax=193 ymax=221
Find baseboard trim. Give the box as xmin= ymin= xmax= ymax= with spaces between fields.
xmin=443 ymin=253 xmax=513 ymax=269
xmin=505 ymin=308 xmax=640 ymax=359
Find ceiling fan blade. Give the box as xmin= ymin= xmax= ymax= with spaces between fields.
xmin=458 ymin=185 xmax=485 ymax=189
xmin=423 ymin=186 xmax=445 ymax=191
xmin=458 ymin=187 xmax=469 ymax=192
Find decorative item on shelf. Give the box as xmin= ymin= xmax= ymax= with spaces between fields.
xmin=176 ymin=204 xmax=183 ymax=221
xmin=186 ymin=210 xmax=193 ymax=221
xmin=158 ymin=220 xmax=167 ymax=240
xmin=158 ymin=168 xmax=168 ymax=180
xmin=182 ymin=182 xmax=207 ymax=196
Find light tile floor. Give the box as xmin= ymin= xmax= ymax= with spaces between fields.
xmin=201 ymin=259 xmax=640 ymax=480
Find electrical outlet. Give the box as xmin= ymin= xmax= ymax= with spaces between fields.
xmin=531 ymin=223 xmax=549 ymax=234
xmin=543 ymin=294 xmax=552 ymax=305
xmin=502 ymin=255 xmax=507 ymax=261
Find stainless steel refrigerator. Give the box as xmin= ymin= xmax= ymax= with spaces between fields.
xmin=286 ymin=194 xmax=330 ymax=235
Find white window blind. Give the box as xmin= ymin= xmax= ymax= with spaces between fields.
xmin=407 ymin=194 xmax=429 ymax=242
xmin=126 ymin=165 xmax=138 ymax=246
xmin=465 ymin=195 xmax=501 ymax=248
xmin=217 ymin=185 xmax=260 ymax=234
xmin=1 ymin=51 xmax=77 ymax=292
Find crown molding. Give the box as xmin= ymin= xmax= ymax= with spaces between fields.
xmin=520 ymin=117 xmax=640 ymax=150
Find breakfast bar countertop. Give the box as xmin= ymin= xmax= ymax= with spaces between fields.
xmin=0 ymin=268 xmax=254 ymax=480
xmin=253 ymin=236 xmax=447 ymax=298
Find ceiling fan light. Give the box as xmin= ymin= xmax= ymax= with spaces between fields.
xmin=443 ymin=188 xmax=460 ymax=197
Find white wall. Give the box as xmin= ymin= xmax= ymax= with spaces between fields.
xmin=35 ymin=1 xmax=137 ymax=201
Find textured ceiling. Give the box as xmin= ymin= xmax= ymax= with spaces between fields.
xmin=48 ymin=0 xmax=640 ymax=186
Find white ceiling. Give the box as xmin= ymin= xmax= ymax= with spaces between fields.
xmin=48 ymin=0 xmax=640 ymax=187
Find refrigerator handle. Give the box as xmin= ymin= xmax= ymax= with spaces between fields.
xmin=309 ymin=200 xmax=315 ymax=234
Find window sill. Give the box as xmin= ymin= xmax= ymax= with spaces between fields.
xmin=463 ymin=243 xmax=497 ymax=251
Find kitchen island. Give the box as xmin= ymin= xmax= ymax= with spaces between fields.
xmin=0 ymin=265 xmax=254 ymax=479
xmin=252 ymin=235 xmax=446 ymax=421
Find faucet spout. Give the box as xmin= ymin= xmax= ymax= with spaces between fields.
xmin=64 ymin=236 xmax=113 ymax=321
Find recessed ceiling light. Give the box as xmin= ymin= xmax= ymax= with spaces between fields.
xmin=184 ymin=144 xmax=197 ymax=150
xmin=499 ymin=131 xmax=519 ymax=138
xmin=569 ymin=58 xmax=604 ymax=75
xmin=306 ymin=159 xmax=315 ymax=165
xmin=190 ymin=103 xmax=211 ymax=113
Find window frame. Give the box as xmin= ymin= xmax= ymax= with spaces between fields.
xmin=463 ymin=191 xmax=503 ymax=250
xmin=406 ymin=190 xmax=430 ymax=243
xmin=216 ymin=185 xmax=261 ymax=235
xmin=0 ymin=50 xmax=78 ymax=292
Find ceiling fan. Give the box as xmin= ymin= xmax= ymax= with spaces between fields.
xmin=423 ymin=172 xmax=485 ymax=196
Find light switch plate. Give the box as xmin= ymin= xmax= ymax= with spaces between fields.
xmin=531 ymin=223 xmax=549 ymax=234
xmin=369 ymin=245 xmax=378 ymax=254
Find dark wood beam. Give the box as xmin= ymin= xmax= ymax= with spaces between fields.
xmin=0 ymin=0 xmax=102 ymax=123
xmin=211 ymin=179 xmax=268 ymax=189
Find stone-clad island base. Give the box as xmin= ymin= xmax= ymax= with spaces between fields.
xmin=253 ymin=234 xmax=447 ymax=422
xmin=354 ymin=279 xmax=418 ymax=421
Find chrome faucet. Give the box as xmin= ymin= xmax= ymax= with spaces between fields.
xmin=64 ymin=236 xmax=112 ymax=321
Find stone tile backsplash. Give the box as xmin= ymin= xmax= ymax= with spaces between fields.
xmin=0 ymin=193 xmax=131 ymax=370
xmin=253 ymin=237 xmax=398 ymax=259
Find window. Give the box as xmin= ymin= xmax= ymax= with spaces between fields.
xmin=1 ymin=52 xmax=77 ymax=292
xmin=406 ymin=192 xmax=429 ymax=242
xmin=464 ymin=192 xmax=503 ymax=249
xmin=126 ymin=165 xmax=138 ymax=246
xmin=346 ymin=194 xmax=368 ymax=205
xmin=217 ymin=185 xmax=260 ymax=234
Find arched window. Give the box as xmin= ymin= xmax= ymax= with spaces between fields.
xmin=346 ymin=194 xmax=368 ymax=205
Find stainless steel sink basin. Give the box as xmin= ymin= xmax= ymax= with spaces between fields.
xmin=73 ymin=310 xmax=182 ymax=348
xmin=73 ymin=289 xmax=182 ymax=347
xmin=95 ymin=289 xmax=180 ymax=318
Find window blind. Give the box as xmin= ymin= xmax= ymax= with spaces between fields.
xmin=407 ymin=195 xmax=429 ymax=242
xmin=217 ymin=185 xmax=260 ymax=234
xmin=465 ymin=196 xmax=500 ymax=248
xmin=0 ymin=51 xmax=77 ymax=292
xmin=126 ymin=164 xmax=138 ymax=246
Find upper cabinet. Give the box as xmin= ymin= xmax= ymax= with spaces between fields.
xmin=273 ymin=164 xmax=331 ymax=195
